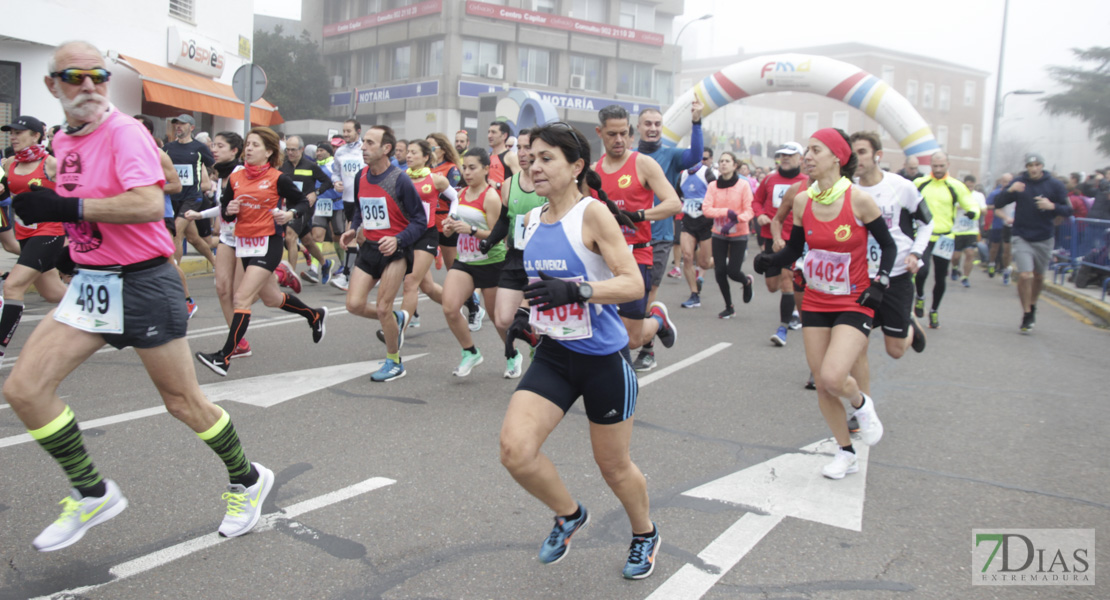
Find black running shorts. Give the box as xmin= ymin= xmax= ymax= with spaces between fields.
xmin=516 ymin=338 xmax=639 ymax=425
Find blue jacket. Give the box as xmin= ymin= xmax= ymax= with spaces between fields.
xmin=995 ymin=171 xmax=1070 ymax=242
xmin=643 ymin=123 xmax=703 ymax=242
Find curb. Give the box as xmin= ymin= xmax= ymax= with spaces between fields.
xmin=1045 ymin=282 xmax=1110 ymax=324
xmin=179 ymin=249 xmax=342 ymax=279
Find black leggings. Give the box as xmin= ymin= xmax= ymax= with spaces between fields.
xmin=712 ymin=236 xmax=748 ymax=307
xmin=914 ymin=240 xmax=948 ymax=311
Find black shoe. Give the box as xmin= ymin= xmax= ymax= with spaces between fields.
xmin=312 ymin=307 xmax=329 ymax=343
xmin=718 ymin=306 xmax=735 ymax=319
xmin=805 ymin=373 xmax=816 ymax=390
xmin=742 ymin=274 xmax=754 ymax=304
xmin=910 ymin=317 xmax=926 ymax=353
xmin=1020 ymin=312 xmax=1033 ymax=334
xmin=196 ymin=351 xmax=230 ymax=377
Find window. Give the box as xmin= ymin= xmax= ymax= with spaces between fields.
xmin=358 ymin=49 xmax=377 ymax=85
xmin=832 ymin=111 xmax=849 ymax=131
xmin=169 ymin=0 xmax=195 ymax=22
xmin=329 ymin=55 xmax=351 ymax=87
xmin=425 ymin=40 xmax=443 ymax=77
xmin=619 ymin=1 xmax=654 ymax=29
xmin=392 ymin=46 xmax=410 ymax=80
xmin=964 ymin=80 xmax=976 ymax=106
xmin=939 ymin=85 xmax=951 ymax=111
xmin=906 ymin=80 xmax=918 ymax=105
xmin=936 ymin=125 xmax=948 ymax=149
xmin=533 ymin=0 xmax=558 ymax=13
xmin=355 ymin=0 xmax=382 ymax=16
xmin=0 ymin=61 xmax=21 ymax=151
xmin=922 ymin=83 xmax=934 ymax=109
xmin=573 ymin=0 xmax=607 ymax=22
xmin=960 ymin=124 xmax=973 ymax=150
xmin=518 ymin=47 xmax=552 ymax=85
xmin=570 ymin=55 xmax=603 ymax=91
xmin=616 ymin=61 xmax=653 ymax=97
xmin=803 ymin=113 xmax=819 ymax=137
xmin=881 ymin=65 xmax=895 ymax=84
xmin=654 ymin=71 xmax=672 ymax=106
xmin=462 ymin=39 xmax=502 ymax=76
xmin=325 ymin=0 xmax=347 ymax=23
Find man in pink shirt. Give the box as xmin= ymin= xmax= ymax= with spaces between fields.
xmin=5 ymin=41 xmax=274 ymax=553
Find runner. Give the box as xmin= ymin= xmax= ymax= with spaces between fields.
xmin=280 ymin=135 xmax=333 ymax=285
xmin=454 ymin=129 xmax=469 ymax=155
xmin=440 ymin=148 xmax=508 ymax=377
xmin=194 ymin=127 xmax=327 ymax=376
xmin=330 ymin=119 xmax=367 ymax=291
xmin=752 ymin=142 xmax=809 ymax=346
xmin=308 ymin=142 xmax=345 ymax=287
xmin=427 ymin=132 xmax=463 ymax=274
xmin=499 ymin=121 xmax=659 ymax=579
xmin=677 ymin=151 xmax=716 ymax=309
xmin=594 ymin=105 xmax=681 ymax=372
xmin=164 ymin=114 xmax=217 ymax=270
xmin=952 ymin=174 xmax=987 ymax=287
xmin=700 ymin=151 xmax=754 ymax=318
xmin=986 ymin=173 xmax=1015 ymax=284
xmin=6 ymin=41 xmax=273 ymax=550
xmin=487 ymin=121 xmax=520 ymax=186
xmin=0 ymin=116 xmax=68 ymax=357
xmin=340 ymin=125 xmax=427 ymax=382
xmin=752 ymin=128 xmax=895 ymax=479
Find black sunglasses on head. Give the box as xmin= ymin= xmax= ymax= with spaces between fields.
xmin=51 ymin=68 xmax=111 ymax=85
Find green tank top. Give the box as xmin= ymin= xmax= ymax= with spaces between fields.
xmin=506 ymin=172 xmax=546 ymax=250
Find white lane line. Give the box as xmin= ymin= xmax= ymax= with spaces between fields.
xmin=637 ymin=342 xmax=732 ymax=387
xmin=32 ymin=477 xmax=396 ymax=600
xmin=645 ymin=513 xmax=784 ymax=600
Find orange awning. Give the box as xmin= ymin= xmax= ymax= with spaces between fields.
xmin=117 ymin=54 xmax=283 ymax=126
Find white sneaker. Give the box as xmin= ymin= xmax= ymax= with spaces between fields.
xmin=329 ymin=272 xmax=349 ymax=292
xmin=504 ymin=351 xmax=523 ymax=379
xmin=822 ymin=450 xmax=859 ymax=480
xmin=851 ymin=393 xmax=884 ymax=446
xmin=453 ymin=349 xmax=484 ymax=377
xmin=33 ymin=479 xmax=128 ymax=552
xmin=218 ymin=462 xmax=274 ymax=538
xmin=467 ymin=305 xmax=486 ymax=332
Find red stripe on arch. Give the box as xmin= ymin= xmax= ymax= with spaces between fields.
xmin=713 ymin=71 xmax=748 ymax=100
xmin=826 ymin=72 xmax=867 ymax=100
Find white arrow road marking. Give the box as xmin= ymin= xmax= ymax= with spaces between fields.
xmin=0 ymin=356 xmax=428 ymax=449
xmin=32 ymin=476 xmax=396 ymax=600
xmin=649 ymin=439 xmax=872 ymax=599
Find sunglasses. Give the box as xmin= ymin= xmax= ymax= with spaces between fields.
xmin=547 ymin=121 xmax=587 ymax=150
xmin=51 ymin=68 xmax=111 ymax=85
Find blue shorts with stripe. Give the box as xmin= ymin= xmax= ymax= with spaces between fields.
xmin=515 ymin=337 xmax=639 ymax=425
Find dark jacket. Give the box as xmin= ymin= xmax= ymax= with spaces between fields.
xmin=995 ymin=171 xmax=1070 ymax=242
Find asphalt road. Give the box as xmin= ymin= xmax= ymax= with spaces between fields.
xmin=1 ymin=257 xmax=1106 ymax=600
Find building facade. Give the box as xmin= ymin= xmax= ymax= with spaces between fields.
xmin=681 ymin=43 xmax=989 ymax=179
xmin=308 ymin=0 xmax=686 ymax=143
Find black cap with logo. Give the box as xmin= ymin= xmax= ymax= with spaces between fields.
xmin=1 ymin=116 xmax=46 ymax=136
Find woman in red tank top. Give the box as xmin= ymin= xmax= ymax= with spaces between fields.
xmin=0 ymin=116 xmax=69 ymax=355
xmin=752 ymin=128 xmax=897 ymax=480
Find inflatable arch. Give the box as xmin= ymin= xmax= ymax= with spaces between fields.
xmin=662 ymin=54 xmax=940 ymax=163
xmin=494 ymin=89 xmax=560 ymax=135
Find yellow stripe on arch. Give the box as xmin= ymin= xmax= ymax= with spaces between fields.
xmin=662 ymin=125 xmax=681 ymax=143
xmin=693 ymin=85 xmax=712 ymax=111
xmin=863 ymin=82 xmax=889 ymax=118
xmin=900 ymin=127 xmax=933 ymax=148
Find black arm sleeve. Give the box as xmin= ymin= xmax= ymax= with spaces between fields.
xmin=912 ymin=198 xmax=933 ymax=224
xmin=350 ymin=176 xmax=362 ymax=231
xmin=865 ymin=216 xmax=897 ymax=277
xmin=276 ymin=174 xmax=311 ymax=216
xmin=483 ymin=203 xmax=511 ymax=248
xmin=0 ymin=176 xmax=9 ymax=202
xmin=219 ymin=178 xmax=235 ymax=222
xmin=768 ymin=227 xmax=806 ymax=271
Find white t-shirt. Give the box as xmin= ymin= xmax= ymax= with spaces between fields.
xmin=333 ymin=142 xmax=365 ymax=205
xmin=857 ymin=171 xmax=935 ymax=277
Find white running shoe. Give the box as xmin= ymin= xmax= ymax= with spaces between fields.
xmin=851 ymin=393 xmax=884 ymax=446
xmin=33 ymin=479 xmax=128 ymax=552
xmin=467 ymin=305 xmax=486 ymax=332
xmin=822 ymin=450 xmax=859 ymax=480
xmin=330 ymin=272 xmax=349 ymax=292
xmin=453 ymin=349 xmax=484 ymax=377
xmin=218 ymin=462 xmax=274 ymax=538
xmin=504 ymin=351 xmax=523 ymax=379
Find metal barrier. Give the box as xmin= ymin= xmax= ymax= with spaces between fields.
xmin=1052 ymin=217 xmax=1110 ymax=299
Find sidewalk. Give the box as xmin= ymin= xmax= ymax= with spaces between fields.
xmin=1045 ymin=278 xmax=1110 ymax=324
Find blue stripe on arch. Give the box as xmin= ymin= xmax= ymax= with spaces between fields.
xmin=700 ymin=76 xmax=729 ymax=107
xmin=904 ymin=139 xmax=941 ymax=157
xmin=847 ymin=76 xmax=879 ymax=109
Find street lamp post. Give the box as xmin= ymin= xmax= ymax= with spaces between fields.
xmin=672 ymin=13 xmax=712 ymax=105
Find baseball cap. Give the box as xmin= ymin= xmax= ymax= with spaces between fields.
xmin=775 ymin=141 xmax=804 ymax=156
xmin=1 ymin=116 xmax=46 ymax=136
xmin=1024 ymin=152 xmax=1045 ymax=165
xmin=170 ymin=114 xmax=196 ymax=126
xmin=330 ymin=136 xmax=344 ymax=147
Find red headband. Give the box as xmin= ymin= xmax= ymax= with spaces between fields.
xmin=811 ymin=128 xmax=851 ymax=166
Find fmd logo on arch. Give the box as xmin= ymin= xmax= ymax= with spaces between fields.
xmin=972 ymin=529 xmax=1094 ymax=585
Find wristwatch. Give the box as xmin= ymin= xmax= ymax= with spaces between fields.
xmin=874 ymin=273 xmax=890 ymax=288
xmin=470 ymin=224 xmax=477 ymax=235
xmin=577 ymin=281 xmax=594 ymax=303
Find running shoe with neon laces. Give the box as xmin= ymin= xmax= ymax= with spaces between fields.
xmin=218 ymin=462 xmax=274 ymax=538
xmin=504 ymin=350 xmax=523 ymax=379
xmin=822 ymin=449 xmax=859 ymax=479
xmin=666 ymin=266 xmax=681 ymax=278
xmin=929 ymin=310 xmax=939 ymax=329
xmin=632 ymin=349 xmax=656 ymax=371
xmin=330 ymin=272 xmax=349 ymax=291
xmin=371 ymin=358 xmax=406 ymax=382
xmin=988 ymin=264 xmax=996 ymax=278
xmin=196 ymin=350 xmax=230 ymax=376
xmin=320 ymin=259 xmax=333 ymax=285
xmin=467 ymin=304 xmax=486 ymax=332
xmin=914 ymin=296 xmax=925 ymax=318
xmin=375 ymin=309 xmax=409 ymax=349
xmin=229 ymin=338 xmax=252 ymax=359
xmin=743 ymin=275 xmax=754 ymax=304
xmin=718 ymin=306 xmax=735 ymax=319
xmin=649 ymin=301 xmax=677 ymax=348
xmin=623 ymin=525 xmax=661 ymax=580
xmin=680 ymin=293 xmax=701 ymax=308
xmin=33 ymin=479 xmax=128 ymax=552
xmin=186 ymin=298 xmax=199 ymax=320
xmin=538 ymin=504 xmax=589 ymax=564
xmin=311 ymin=307 xmax=328 ymax=343
xmin=851 ymin=393 xmax=884 ymax=446
xmin=910 ymin=317 xmax=926 ymax=353
xmin=300 ymin=265 xmax=320 ymax=284
xmin=453 ymin=349 xmax=483 ymax=377
xmin=770 ymin=325 xmax=788 ymax=347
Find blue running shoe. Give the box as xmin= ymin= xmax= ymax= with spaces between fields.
xmin=623 ymin=525 xmax=661 ymax=579
xmin=538 ymin=504 xmax=589 ymax=564
xmin=770 ymin=325 xmax=787 ymax=347
xmin=370 ymin=358 xmax=405 ymax=382
xmin=321 ymin=259 xmax=333 ymax=285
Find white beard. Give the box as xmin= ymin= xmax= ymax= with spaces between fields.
xmin=61 ymin=92 xmax=110 ymax=123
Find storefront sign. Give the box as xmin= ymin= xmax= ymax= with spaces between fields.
xmin=167 ymin=26 xmax=225 ymax=78
xmin=330 ymin=80 xmax=440 ymax=107
xmin=324 ymin=0 xmax=442 ymax=37
xmin=465 ymin=1 xmax=664 ymax=47
xmin=458 ymin=81 xmax=657 ymax=115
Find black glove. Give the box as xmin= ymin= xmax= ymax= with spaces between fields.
xmin=523 ymin=270 xmax=581 ymax=311
xmin=965 ymin=210 xmax=977 ymax=220
xmin=478 ymin=238 xmax=493 ymax=254
xmin=13 ymin=185 xmax=81 ymax=224
xmin=856 ymin=280 xmax=885 ymax=310
xmin=620 ymin=209 xmax=645 ymax=223
xmin=504 ymin=309 xmax=537 ymax=358
xmin=752 ymin=252 xmax=773 ymax=275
